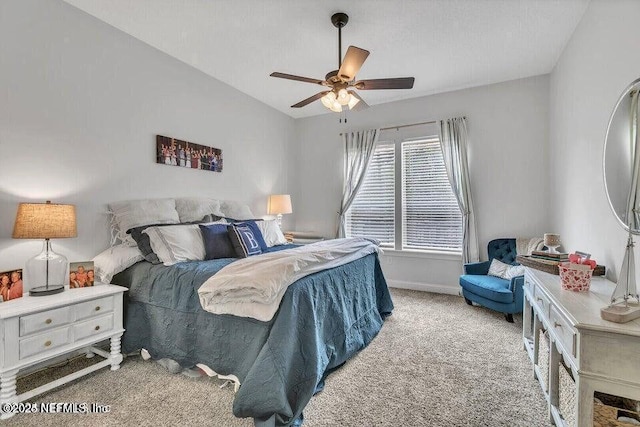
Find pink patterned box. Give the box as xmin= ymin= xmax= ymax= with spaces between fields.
xmin=558 ymin=262 xmax=593 ymax=292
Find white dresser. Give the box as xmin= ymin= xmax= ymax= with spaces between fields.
xmin=0 ymin=284 xmax=127 ymax=419
xmin=522 ymin=267 xmax=640 ymax=426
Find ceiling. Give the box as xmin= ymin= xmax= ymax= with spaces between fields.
xmin=62 ymin=0 xmax=590 ymax=119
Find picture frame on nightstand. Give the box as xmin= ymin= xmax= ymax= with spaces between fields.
xmin=0 ymin=269 xmax=24 ymax=301
xmin=69 ymin=261 xmax=95 ymax=288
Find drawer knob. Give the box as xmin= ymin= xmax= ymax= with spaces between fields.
xmin=45 ymin=318 xmax=52 ymax=324
xmin=94 ymin=325 xmax=100 ymax=331
xmin=95 ymin=306 xmax=101 ymax=311
xmin=554 ymin=321 xmax=563 ymax=329
xmin=44 ymin=340 xmax=52 ymax=347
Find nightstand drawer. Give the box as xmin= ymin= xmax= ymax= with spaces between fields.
xmin=75 ymin=296 xmax=113 ymax=321
xmin=20 ymin=307 xmax=72 ymax=337
xmin=20 ymin=327 xmax=71 ymax=359
xmin=74 ymin=314 xmax=114 ymax=341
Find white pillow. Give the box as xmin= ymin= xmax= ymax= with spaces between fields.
xmin=487 ymin=259 xmax=510 ymax=278
xmin=504 ymin=264 xmax=525 ymax=279
xmin=175 ymin=198 xmax=224 ymax=223
xmin=487 ymin=259 xmax=525 ymax=280
xmin=143 ymin=220 xmax=226 ymax=266
xmin=93 ymin=244 xmax=144 ymax=283
xmin=220 ymin=200 xmax=255 ymax=220
xmin=109 ymin=199 xmax=180 ymax=245
xmin=257 ymin=220 xmax=287 ymax=247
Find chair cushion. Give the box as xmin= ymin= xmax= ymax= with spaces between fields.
xmin=460 ymin=274 xmax=514 ymax=304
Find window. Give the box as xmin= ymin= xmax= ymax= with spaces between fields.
xmin=345 ymin=144 xmax=395 ymax=247
xmin=402 ymin=139 xmax=462 ymax=251
xmin=346 ymin=134 xmax=462 ymax=253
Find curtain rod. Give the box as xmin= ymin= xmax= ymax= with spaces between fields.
xmin=339 ymin=117 xmax=466 ymax=136
xmin=379 ymin=120 xmax=437 ymax=131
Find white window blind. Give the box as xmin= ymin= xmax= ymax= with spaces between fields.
xmin=402 ymin=139 xmax=462 ymax=251
xmin=345 ymin=144 xmax=395 ymax=247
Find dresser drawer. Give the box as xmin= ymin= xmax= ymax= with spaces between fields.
xmin=73 ymin=314 xmax=114 ymax=342
xmin=523 ymin=276 xmax=533 ymax=294
xmin=20 ymin=306 xmax=72 ymax=337
xmin=550 ymin=305 xmax=577 ymax=358
xmin=75 ymin=296 xmax=113 ymax=321
xmin=532 ymin=286 xmax=550 ymax=318
xmin=19 ymin=327 xmax=71 ymax=359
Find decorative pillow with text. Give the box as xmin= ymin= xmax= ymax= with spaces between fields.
xmin=228 ymin=224 xmax=263 ymax=258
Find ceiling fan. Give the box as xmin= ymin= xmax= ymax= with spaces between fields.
xmin=270 ymin=12 xmax=415 ymax=113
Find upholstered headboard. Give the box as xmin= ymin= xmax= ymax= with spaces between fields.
xmin=107 ymin=197 xmax=255 ymax=246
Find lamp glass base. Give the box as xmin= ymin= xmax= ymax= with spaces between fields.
xmin=25 ymin=240 xmax=68 ymax=296
xmin=29 ymin=284 xmax=65 ymax=296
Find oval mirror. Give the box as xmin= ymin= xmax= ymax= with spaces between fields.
xmin=604 ymin=78 xmax=640 ymax=234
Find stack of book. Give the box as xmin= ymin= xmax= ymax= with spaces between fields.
xmin=530 ymin=250 xmax=569 ymax=264
xmin=283 ymin=231 xmax=325 ymax=245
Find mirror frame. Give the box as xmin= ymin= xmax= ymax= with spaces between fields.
xmin=603 ymin=77 xmax=640 ymax=235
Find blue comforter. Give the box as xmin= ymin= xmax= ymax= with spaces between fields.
xmin=113 ymin=245 xmax=393 ymax=426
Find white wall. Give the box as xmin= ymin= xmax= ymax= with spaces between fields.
xmin=291 ymin=75 xmax=550 ymax=291
xmin=549 ymin=0 xmax=640 ymax=282
xmin=0 ymin=0 xmax=295 ymax=273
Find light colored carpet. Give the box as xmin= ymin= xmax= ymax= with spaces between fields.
xmin=7 ymin=289 xmax=549 ymax=426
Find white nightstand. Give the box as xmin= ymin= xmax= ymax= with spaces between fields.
xmin=0 ymin=284 xmax=127 ymax=419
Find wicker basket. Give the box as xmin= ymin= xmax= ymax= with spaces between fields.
xmin=558 ymin=262 xmax=594 ymax=292
xmin=594 ymin=398 xmax=640 ymax=427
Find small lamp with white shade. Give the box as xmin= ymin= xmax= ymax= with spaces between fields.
xmin=12 ymin=201 xmax=77 ymax=296
xmin=267 ymin=194 xmax=292 ymax=228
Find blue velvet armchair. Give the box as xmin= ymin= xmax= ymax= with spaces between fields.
xmin=459 ymin=238 xmax=523 ymax=323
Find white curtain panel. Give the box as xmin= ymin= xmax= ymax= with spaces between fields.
xmin=439 ymin=117 xmax=479 ymax=263
xmin=626 ymin=90 xmax=640 ymax=230
xmin=337 ymin=129 xmax=380 ymax=238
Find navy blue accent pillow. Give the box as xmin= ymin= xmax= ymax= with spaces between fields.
xmin=231 ymin=220 xmax=268 ymax=251
xmin=228 ymin=224 xmax=263 ymax=258
xmin=199 ymin=223 xmax=237 ymax=259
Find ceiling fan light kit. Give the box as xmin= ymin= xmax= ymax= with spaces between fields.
xmin=270 ymin=12 xmax=415 ymax=116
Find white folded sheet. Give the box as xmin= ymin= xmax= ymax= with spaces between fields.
xmin=197 ymin=237 xmax=379 ymax=321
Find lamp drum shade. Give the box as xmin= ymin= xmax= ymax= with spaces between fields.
xmin=267 ymin=195 xmax=292 ymax=215
xmin=12 ymin=202 xmax=77 ymax=239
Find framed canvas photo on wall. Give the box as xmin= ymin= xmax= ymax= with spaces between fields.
xmin=156 ymin=135 xmax=223 ymax=173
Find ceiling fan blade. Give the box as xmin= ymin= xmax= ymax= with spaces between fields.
xmin=354 ymin=77 xmax=415 ymax=90
xmin=337 ymin=46 xmax=370 ymax=81
xmin=270 ymin=72 xmax=325 ymax=85
xmin=291 ymin=91 xmax=330 ymax=108
xmin=349 ymin=91 xmax=369 ymax=111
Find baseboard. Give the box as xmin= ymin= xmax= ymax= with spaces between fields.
xmin=387 ymin=280 xmax=460 ymax=296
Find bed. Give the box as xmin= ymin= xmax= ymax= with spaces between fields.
xmin=101 ymin=198 xmax=394 ymax=426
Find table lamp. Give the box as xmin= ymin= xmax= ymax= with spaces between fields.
xmin=12 ymin=201 xmax=77 ymax=296
xmin=544 ymin=233 xmax=561 ymax=253
xmin=267 ymin=194 xmax=292 ymax=227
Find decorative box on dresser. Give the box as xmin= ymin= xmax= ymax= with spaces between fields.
xmin=0 ymin=284 xmax=127 ymax=419
xmin=522 ymin=267 xmax=640 ymax=426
